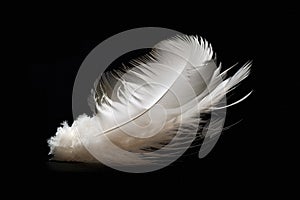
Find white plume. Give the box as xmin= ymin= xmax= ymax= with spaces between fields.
xmin=48 ymin=35 xmax=251 ymax=167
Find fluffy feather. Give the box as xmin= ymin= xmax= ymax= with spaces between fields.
xmin=48 ymin=35 xmax=251 ymax=167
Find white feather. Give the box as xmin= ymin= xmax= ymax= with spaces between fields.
xmin=48 ymin=35 xmax=251 ymax=167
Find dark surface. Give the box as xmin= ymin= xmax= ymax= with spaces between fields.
xmin=26 ymin=7 xmax=297 ymax=196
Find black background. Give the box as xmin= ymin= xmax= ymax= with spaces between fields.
xmin=26 ymin=6 xmax=298 ymax=197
